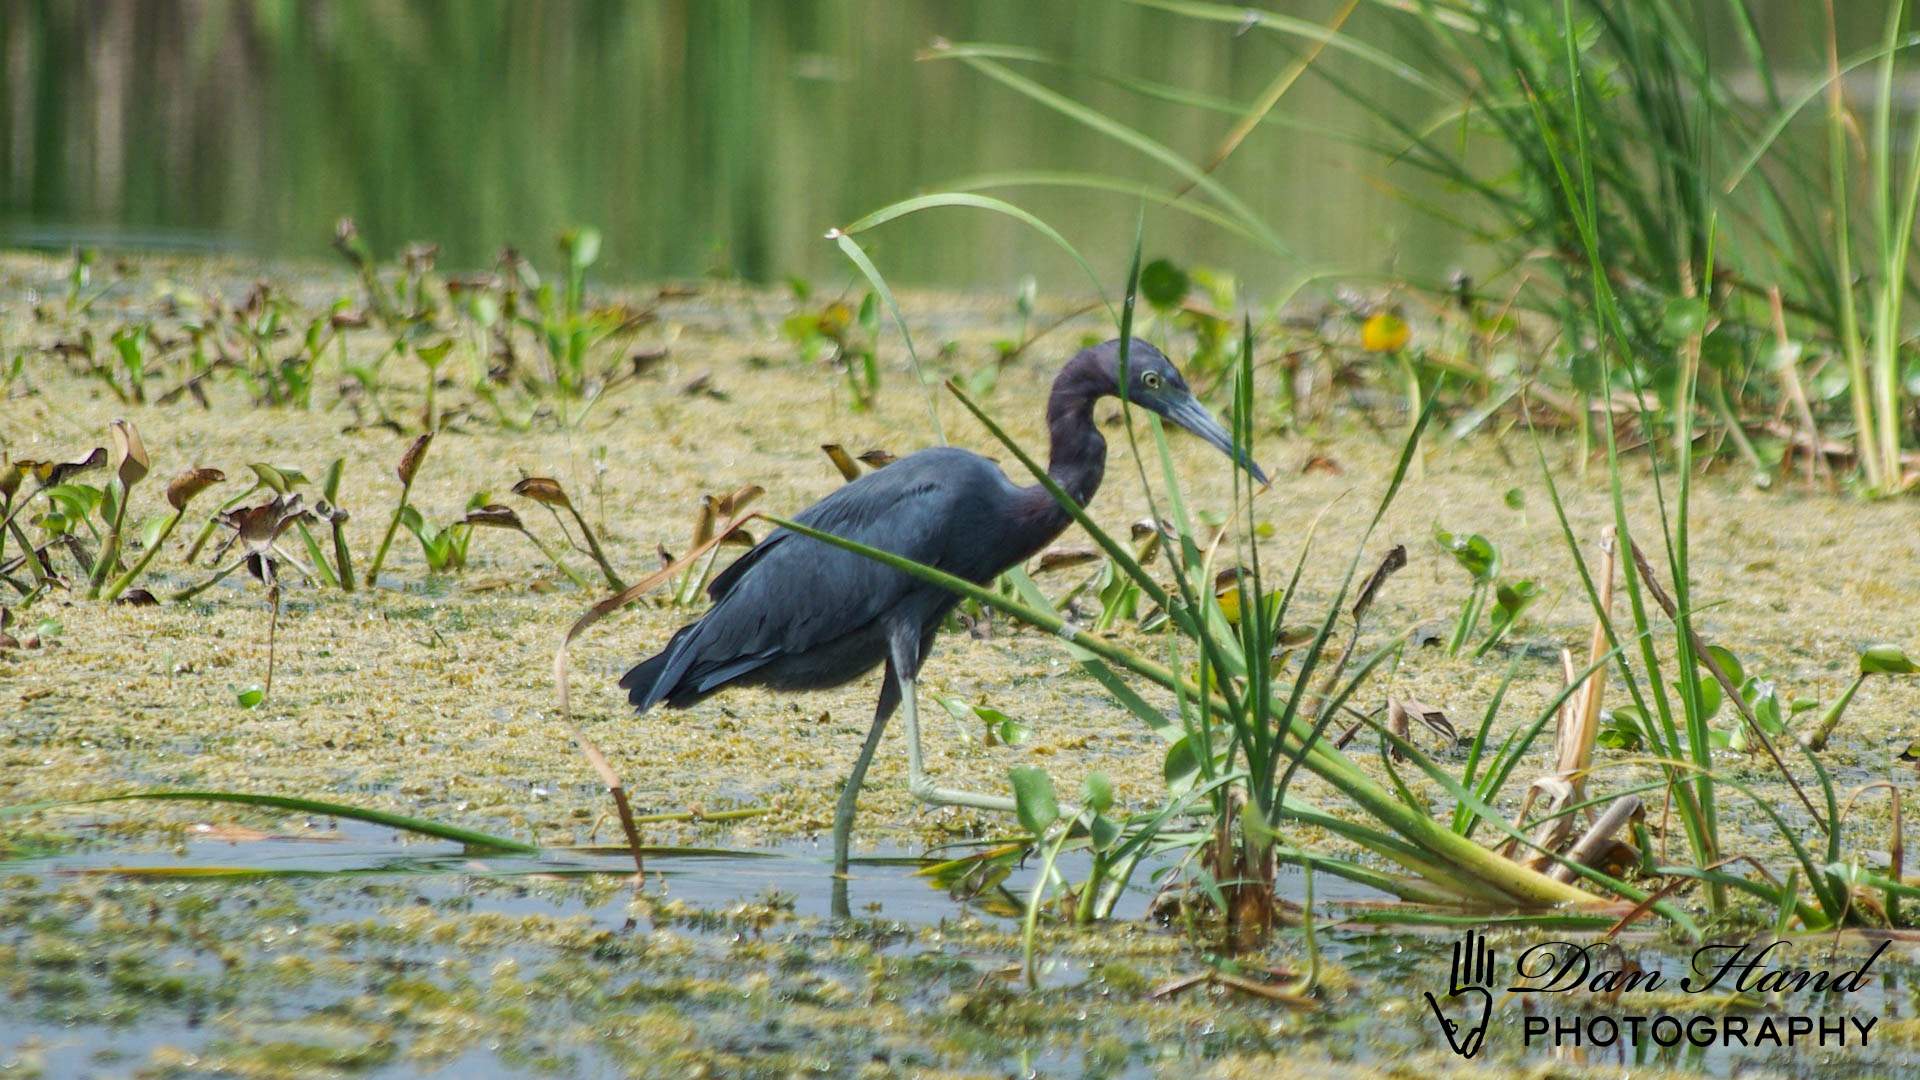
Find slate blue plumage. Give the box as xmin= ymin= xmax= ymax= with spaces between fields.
xmin=620 ymin=338 xmax=1266 ymax=881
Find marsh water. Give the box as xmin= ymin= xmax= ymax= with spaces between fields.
xmin=5 ymin=246 xmax=1920 ymax=1075
xmin=7 ymin=821 xmax=1920 ymax=1077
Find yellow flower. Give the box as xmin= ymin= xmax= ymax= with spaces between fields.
xmin=1361 ymin=312 xmax=1411 ymax=352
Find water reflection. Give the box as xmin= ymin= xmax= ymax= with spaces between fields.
xmin=3 ymin=0 xmax=1451 ymax=290
xmin=1 ymin=1 xmax=1900 ymax=293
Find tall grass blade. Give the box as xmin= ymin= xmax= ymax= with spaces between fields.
xmin=3 ymin=791 xmax=537 ymax=853
xmin=827 ymin=229 xmax=945 ymax=443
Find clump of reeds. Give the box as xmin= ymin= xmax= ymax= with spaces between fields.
xmin=910 ymin=1 xmax=1917 ymax=493
xmin=780 ymin=248 xmax=1636 ymax=967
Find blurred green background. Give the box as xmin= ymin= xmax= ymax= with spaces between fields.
xmin=0 ymin=0 xmax=1897 ymax=290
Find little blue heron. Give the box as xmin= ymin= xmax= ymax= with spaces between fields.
xmin=621 ymin=338 xmax=1267 ymax=875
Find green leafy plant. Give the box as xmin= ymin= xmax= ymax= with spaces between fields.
xmin=1802 ymin=645 xmax=1920 ymax=751
xmin=398 ymin=493 xmax=485 ymax=574
xmin=415 ymin=337 xmax=455 ymax=432
xmin=332 ymin=218 xmax=398 ymax=325
xmin=782 ymin=292 xmax=883 ymax=411
xmin=230 ymin=284 xmax=319 ymax=408
xmin=1432 ymin=527 xmax=1537 ymax=658
xmin=95 ymin=325 xmax=153 ymax=404
xmin=1 ymin=449 xmax=107 ymax=597
xmin=33 ymin=480 xmax=104 ymax=580
xmin=1480 ymin=581 xmax=1542 ymax=657
xmin=1433 ymin=526 xmax=1498 ymax=656
xmin=64 ymin=246 xmax=99 ymax=315
xmin=935 ymin=695 xmax=1032 ymax=748
xmin=501 ymin=229 xmax=652 ymax=398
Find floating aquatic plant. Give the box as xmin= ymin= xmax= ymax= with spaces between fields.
xmin=100 ymin=465 xmax=225 ymax=602
xmin=512 ymin=475 xmax=624 ymax=591
xmin=365 ymin=434 xmax=433 ymax=588
xmin=1802 ymin=645 xmax=1920 ymax=751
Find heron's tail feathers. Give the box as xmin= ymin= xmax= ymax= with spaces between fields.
xmin=619 ymin=645 xmax=681 ymax=712
xmin=621 ymin=621 xmax=774 ymax=712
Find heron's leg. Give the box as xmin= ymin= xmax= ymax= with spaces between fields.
xmin=832 ymin=664 xmax=899 ymax=879
xmin=898 ymin=672 xmax=1017 ymax=814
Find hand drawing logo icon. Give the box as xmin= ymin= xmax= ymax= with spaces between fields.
xmin=1425 ymin=930 xmax=1496 ymax=1059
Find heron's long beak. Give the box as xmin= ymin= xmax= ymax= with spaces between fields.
xmin=1163 ymin=394 xmax=1269 ymax=486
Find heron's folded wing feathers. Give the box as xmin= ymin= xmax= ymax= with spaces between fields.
xmin=692 ymin=464 xmax=977 ymax=662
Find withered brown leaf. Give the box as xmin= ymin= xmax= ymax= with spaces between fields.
xmin=463 ymin=504 xmax=525 ymax=530
xmin=166 ymin=467 xmax=226 ymax=511
xmin=1034 ymin=547 xmax=1099 ymax=574
xmin=109 ymin=420 xmax=149 ymax=489
xmin=511 ymin=476 xmax=572 ymax=509
xmin=397 ymin=433 xmax=434 ymax=487
xmin=19 ymin=448 xmax=107 ymax=487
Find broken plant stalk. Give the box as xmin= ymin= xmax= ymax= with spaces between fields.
xmin=553 ymin=507 xmax=765 ymax=880
xmin=1626 ymin=539 xmax=1825 ymax=828
xmin=1506 ymin=532 xmax=1615 ymax=865
xmin=1547 ymin=795 xmax=1642 ymax=883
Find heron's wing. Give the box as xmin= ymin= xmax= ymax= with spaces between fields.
xmin=633 ymin=454 xmax=1000 ymax=707
xmin=703 ymin=463 xmax=969 ymax=651
xmin=707 ymin=450 xmax=1006 ymax=604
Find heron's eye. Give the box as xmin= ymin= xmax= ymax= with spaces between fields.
xmin=1142 ymin=371 xmax=1163 ymax=390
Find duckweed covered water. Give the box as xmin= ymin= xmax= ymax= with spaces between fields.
xmin=7 ymin=823 xmax=1920 ymax=1077
xmin=7 ymin=253 xmax=1920 ymax=1076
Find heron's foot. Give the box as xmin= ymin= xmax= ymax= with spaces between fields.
xmin=907 ymin=773 xmax=1018 ymax=814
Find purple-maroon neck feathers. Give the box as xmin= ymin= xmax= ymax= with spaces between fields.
xmin=1044 ymin=347 xmax=1115 ymax=506
xmin=1011 ymin=345 xmax=1115 ymax=545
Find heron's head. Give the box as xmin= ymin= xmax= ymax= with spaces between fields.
xmin=1096 ymin=338 xmax=1269 ymax=486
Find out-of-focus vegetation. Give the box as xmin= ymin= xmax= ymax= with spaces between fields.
xmin=834 ymin=0 xmax=1920 ymax=494
xmin=11 ymin=1 xmax=1918 ymax=493
xmin=0 ymin=0 xmax=1451 ymax=286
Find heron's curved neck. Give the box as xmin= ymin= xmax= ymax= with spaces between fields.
xmin=1040 ymin=356 xmax=1109 ymax=512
